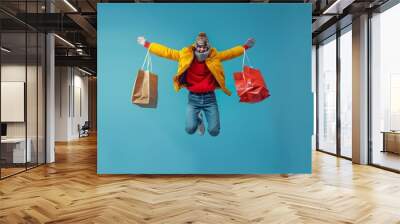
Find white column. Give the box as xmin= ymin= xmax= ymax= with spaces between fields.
xmin=55 ymin=67 xmax=74 ymax=141
xmin=46 ymin=33 xmax=55 ymax=163
xmin=352 ymin=14 xmax=369 ymax=164
xmin=45 ymin=1 xmax=55 ymax=163
xmin=312 ymin=45 xmax=317 ymax=150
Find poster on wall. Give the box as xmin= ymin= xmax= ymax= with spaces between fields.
xmin=98 ymin=3 xmax=312 ymax=174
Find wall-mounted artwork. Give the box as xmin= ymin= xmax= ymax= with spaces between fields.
xmin=98 ymin=3 xmax=312 ymax=174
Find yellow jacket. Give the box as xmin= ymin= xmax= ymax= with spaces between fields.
xmin=147 ymin=42 xmax=245 ymax=96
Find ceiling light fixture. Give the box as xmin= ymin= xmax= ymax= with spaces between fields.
xmin=78 ymin=67 xmax=93 ymax=76
xmin=54 ymin=34 xmax=75 ymax=48
xmin=1 ymin=47 xmax=11 ymax=53
xmin=63 ymin=0 xmax=78 ymax=12
xmin=322 ymin=0 xmax=343 ymax=14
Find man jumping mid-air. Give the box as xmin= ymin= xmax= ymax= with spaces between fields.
xmin=137 ymin=32 xmax=255 ymax=136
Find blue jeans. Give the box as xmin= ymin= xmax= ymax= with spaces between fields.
xmin=185 ymin=91 xmax=220 ymax=136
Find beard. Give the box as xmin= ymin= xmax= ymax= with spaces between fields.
xmin=194 ymin=49 xmax=210 ymax=62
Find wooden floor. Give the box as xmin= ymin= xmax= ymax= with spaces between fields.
xmin=1 ymin=167 xmax=26 ymax=178
xmin=1 ymin=135 xmax=400 ymax=224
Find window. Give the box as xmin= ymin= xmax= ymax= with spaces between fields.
xmin=339 ymin=27 xmax=352 ymax=158
xmin=317 ymin=35 xmax=337 ymax=154
xmin=370 ymin=2 xmax=400 ymax=171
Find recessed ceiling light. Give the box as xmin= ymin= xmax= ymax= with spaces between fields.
xmin=323 ymin=0 xmax=342 ymax=14
xmin=78 ymin=67 xmax=93 ymax=76
xmin=63 ymin=0 xmax=78 ymax=12
xmin=1 ymin=47 xmax=11 ymax=53
xmin=54 ymin=34 xmax=75 ymax=48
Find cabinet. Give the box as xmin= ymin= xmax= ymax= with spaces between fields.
xmin=382 ymin=131 xmax=400 ymax=154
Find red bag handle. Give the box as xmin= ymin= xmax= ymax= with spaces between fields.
xmin=241 ymin=50 xmax=253 ymax=82
xmin=242 ymin=49 xmax=253 ymax=70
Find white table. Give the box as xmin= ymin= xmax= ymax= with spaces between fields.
xmin=1 ymin=138 xmax=31 ymax=163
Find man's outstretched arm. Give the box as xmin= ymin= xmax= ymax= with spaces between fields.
xmin=137 ymin=36 xmax=180 ymax=61
xmin=217 ymin=38 xmax=255 ymax=62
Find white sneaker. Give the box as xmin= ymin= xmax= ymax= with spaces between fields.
xmin=197 ymin=112 xmax=205 ymax=136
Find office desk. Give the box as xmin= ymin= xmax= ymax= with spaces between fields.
xmin=381 ymin=131 xmax=400 ymax=154
xmin=1 ymin=138 xmax=32 ymax=163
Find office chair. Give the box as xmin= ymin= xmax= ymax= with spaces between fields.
xmin=79 ymin=121 xmax=90 ymax=138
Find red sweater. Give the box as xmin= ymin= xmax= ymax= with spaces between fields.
xmin=185 ymin=59 xmax=218 ymax=93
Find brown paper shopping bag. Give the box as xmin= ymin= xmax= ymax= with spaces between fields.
xmin=131 ymin=50 xmax=158 ymax=108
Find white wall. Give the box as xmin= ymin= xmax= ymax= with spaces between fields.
xmin=72 ymin=73 xmax=89 ymax=138
xmin=1 ymin=66 xmax=26 ymax=139
xmin=1 ymin=82 xmax=25 ymax=122
xmin=55 ymin=67 xmax=89 ymax=141
xmin=1 ymin=64 xmax=42 ymax=137
xmin=55 ymin=66 xmax=70 ymax=141
xmin=1 ymin=64 xmax=46 ymax=163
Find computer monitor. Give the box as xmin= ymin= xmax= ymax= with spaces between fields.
xmin=1 ymin=123 xmax=7 ymax=137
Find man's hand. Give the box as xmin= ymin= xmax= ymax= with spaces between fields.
xmin=137 ymin=36 xmax=146 ymax=46
xmin=244 ymin=38 xmax=255 ymax=49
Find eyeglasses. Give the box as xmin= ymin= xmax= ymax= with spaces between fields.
xmin=196 ymin=45 xmax=209 ymax=53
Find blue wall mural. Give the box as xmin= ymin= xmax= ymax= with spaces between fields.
xmin=98 ymin=3 xmax=312 ymax=174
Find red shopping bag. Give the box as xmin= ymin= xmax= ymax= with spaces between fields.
xmin=233 ymin=51 xmax=270 ymax=103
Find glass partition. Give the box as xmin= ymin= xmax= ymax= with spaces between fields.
xmin=27 ymin=30 xmax=38 ymax=169
xmin=38 ymin=32 xmax=45 ymax=165
xmin=0 ymin=1 xmax=46 ymax=179
xmin=371 ymin=3 xmax=400 ymax=171
xmin=1 ymin=31 xmax=28 ymax=177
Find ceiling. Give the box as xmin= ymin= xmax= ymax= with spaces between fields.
xmin=0 ymin=0 xmax=392 ymax=75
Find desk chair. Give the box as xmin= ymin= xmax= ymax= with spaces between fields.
xmin=78 ymin=121 xmax=90 ymax=138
